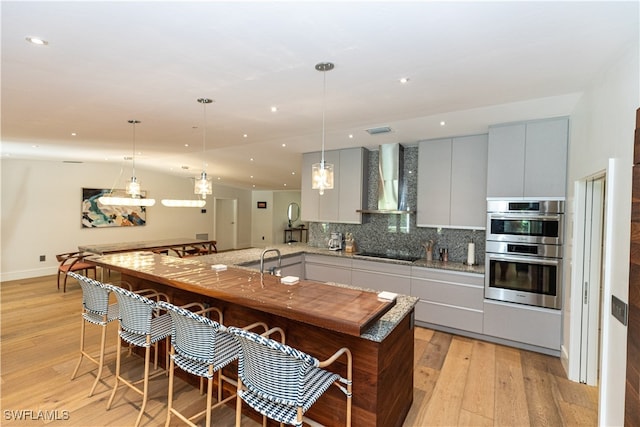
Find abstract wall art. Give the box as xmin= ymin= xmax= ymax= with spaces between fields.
xmin=82 ymin=188 xmax=148 ymax=228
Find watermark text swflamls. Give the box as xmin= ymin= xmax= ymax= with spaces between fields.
xmin=4 ymin=409 xmax=70 ymax=421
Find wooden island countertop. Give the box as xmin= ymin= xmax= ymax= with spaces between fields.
xmin=89 ymin=251 xmax=395 ymax=337
xmin=87 ymin=250 xmax=416 ymax=427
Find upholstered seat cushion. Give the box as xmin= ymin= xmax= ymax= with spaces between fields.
xmin=119 ymin=313 xmax=171 ymax=347
xmin=239 ymin=367 xmax=340 ymax=426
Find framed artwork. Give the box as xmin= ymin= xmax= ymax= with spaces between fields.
xmin=82 ymin=188 xmax=148 ymax=228
xmin=257 ymin=201 xmax=267 ymax=209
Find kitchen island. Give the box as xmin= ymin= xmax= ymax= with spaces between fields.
xmin=88 ymin=250 xmax=417 ymax=427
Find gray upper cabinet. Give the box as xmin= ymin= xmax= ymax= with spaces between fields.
xmin=301 ymin=147 xmax=367 ymax=224
xmin=451 ymin=135 xmax=488 ymax=227
xmin=487 ymin=117 xmax=568 ymax=198
xmin=417 ymin=134 xmax=488 ymax=229
xmin=523 ymin=118 xmax=569 ymax=197
xmin=417 ymin=138 xmax=451 ymax=227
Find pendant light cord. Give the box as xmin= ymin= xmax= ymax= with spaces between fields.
xmin=197 ymin=98 xmax=213 ymax=175
xmin=321 ymin=69 xmax=326 ymax=166
xmin=128 ymin=119 xmax=140 ymax=179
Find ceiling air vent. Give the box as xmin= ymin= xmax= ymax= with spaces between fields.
xmin=365 ymin=126 xmax=392 ymax=135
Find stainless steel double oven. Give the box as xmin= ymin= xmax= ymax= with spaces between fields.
xmin=485 ymin=200 xmax=564 ymax=309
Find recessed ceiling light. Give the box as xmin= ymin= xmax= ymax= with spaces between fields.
xmin=71 ymin=132 xmax=77 ymax=136
xmin=243 ymin=134 xmax=248 ymax=138
xmin=348 ymin=134 xmax=354 ymax=139
xmin=282 ymin=143 xmax=286 ymax=147
xmin=283 ymin=183 xmax=287 ymax=187
xmin=250 ymin=175 xmax=254 ymax=179
xmin=184 ymin=143 xmax=189 ymax=147
xmin=26 ymin=37 xmax=48 ymax=46
xmin=250 ymin=158 xmax=254 ymax=162
xmin=271 ymin=106 xmax=278 ymax=113
xmin=291 ymin=172 xmax=295 ymax=175
xmin=399 ymin=77 xmax=409 ymax=84
xmin=440 ymin=121 xmax=446 ymax=126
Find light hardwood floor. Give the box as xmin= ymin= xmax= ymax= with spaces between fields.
xmin=1 ymin=273 xmax=598 ymax=426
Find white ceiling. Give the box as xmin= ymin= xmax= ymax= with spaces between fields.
xmin=2 ymin=1 xmax=638 ymax=190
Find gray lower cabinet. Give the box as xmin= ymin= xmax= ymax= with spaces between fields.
xmin=483 ymin=299 xmax=561 ymax=351
xmin=351 ymin=259 xmax=412 ymax=295
xmin=303 ymin=254 xmax=352 ymax=284
xmin=410 ymin=267 xmax=484 ymax=334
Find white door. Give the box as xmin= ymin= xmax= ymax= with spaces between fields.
xmin=215 ymin=198 xmax=237 ymax=251
xmin=577 ymin=176 xmax=605 ymax=385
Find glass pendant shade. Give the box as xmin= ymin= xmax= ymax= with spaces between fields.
xmin=161 ymin=199 xmax=206 ymax=207
xmin=194 ymin=171 xmax=213 ymax=199
xmin=313 ymin=62 xmax=335 ymax=196
xmin=98 ymin=196 xmax=156 ymax=207
xmin=125 ymin=177 xmax=141 ymax=197
xmin=98 ymin=119 xmax=155 ymax=207
xmin=311 ymin=161 xmax=334 ymax=195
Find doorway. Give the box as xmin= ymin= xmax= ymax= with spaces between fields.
xmin=570 ymin=174 xmax=605 ymax=385
xmin=214 ymin=197 xmax=237 ymax=251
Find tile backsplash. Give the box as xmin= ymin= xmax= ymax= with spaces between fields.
xmin=307 ymin=145 xmax=486 ymax=264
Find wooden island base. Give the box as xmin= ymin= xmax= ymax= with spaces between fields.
xmin=90 ymin=253 xmax=415 ymax=426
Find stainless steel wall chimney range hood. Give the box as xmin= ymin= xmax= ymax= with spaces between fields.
xmin=357 ymin=143 xmax=414 ymax=214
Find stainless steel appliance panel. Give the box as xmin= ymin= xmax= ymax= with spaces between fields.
xmin=485 ymin=251 xmax=562 ymax=309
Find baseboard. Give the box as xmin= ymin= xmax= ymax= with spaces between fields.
xmin=1 ymin=266 xmax=57 ymax=282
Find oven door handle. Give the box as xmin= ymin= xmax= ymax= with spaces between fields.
xmin=489 ymin=214 xmax=562 ymax=222
xmin=487 ymin=253 xmax=560 ymax=265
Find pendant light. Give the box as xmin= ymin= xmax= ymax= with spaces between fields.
xmin=160 ymin=175 xmax=207 ymax=208
xmin=311 ymin=62 xmax=335 ymax=196
xmin=194 ymin=98 xmax=213 ymax=199
xmin=99 ymin=120 xmax=155 ymax=207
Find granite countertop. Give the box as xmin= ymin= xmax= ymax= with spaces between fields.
xmin=196 ymin=243 xmax=485 ymax=274
xmin=194 ymin=243 xmax=421 ymax=342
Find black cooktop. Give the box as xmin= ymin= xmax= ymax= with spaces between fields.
xmin=356 ymin=252 xmax=420 ymax=262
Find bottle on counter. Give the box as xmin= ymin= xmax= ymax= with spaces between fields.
xmin=345 ymin=232 xmax=356 ymax=253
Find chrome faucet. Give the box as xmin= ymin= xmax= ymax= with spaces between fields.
xmin=260 ymin=248 xmax=282 ymax=275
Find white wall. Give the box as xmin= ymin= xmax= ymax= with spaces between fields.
xmin=273 ymin=191 xmax=303 ymax=242
xmin=251 ymin=191 xmax=274 ymax=246
xmin=564 ymin=44 xmax=639 ymax=426
xmin=210 ymin=185 xmax=254 ymax=249
xmin=0 ymin=158 xmax=252 ymax=281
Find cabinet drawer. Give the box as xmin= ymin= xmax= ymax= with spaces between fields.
xmin=352 ymin=259 xmax=411 ymax=276
xmin=415 ymin=300 xmax=483 ymax=334
xmin=351 ymin=270 xmax=411 ymax=294
xmin=304 ymin=254 xmax=353 ymax=269
xmin=483 ymin=299 xmax=561 ymax=350
xmin=411 ymin=277 xmax=484 ymax=311
xmin=411 ymin=267 xmax=484 ymax=285
xmin=304 ymin=263 xmax=351 ymax=284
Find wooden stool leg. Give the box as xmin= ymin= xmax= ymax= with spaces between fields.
xmin=106 ymin=333 xmax=123 ymax=410
xmin=70 ymin=317 xmax=86 ymax=380
xmin=165 ymin=348 xmax=175 ymax=427
xmin=134 ymin=344 xmax=152 ymax=427
xmin=89 ymin=323 xmax=108 ymax=396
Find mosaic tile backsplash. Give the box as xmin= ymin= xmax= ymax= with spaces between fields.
xmin=307 ymin=145 xmax=486 ymax=264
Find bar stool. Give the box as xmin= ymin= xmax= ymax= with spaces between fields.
xmin=227 ymin=326 xmax=353 ymax=427
xmin=105 ymin=285 xmax=172 ymax=427
xmin=68 ymin=271 xmax=125 ymax=396
xmin=157 ymin=300 xmax=270 ymax=427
